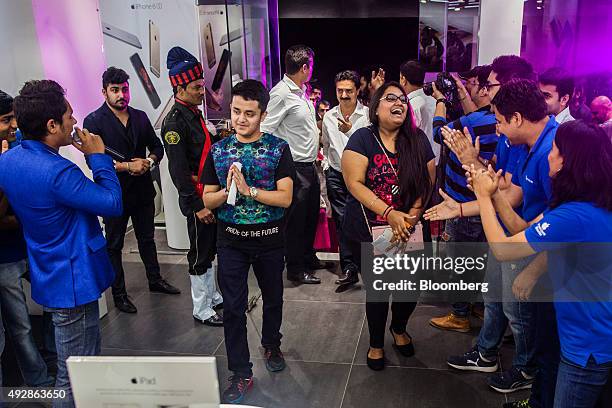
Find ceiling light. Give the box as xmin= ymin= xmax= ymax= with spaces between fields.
xmin=537 ymin=5 xmax=542 ymax=9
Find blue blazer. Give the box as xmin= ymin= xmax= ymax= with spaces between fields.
xmin=0 ymin=140 xmax=123 ymax=308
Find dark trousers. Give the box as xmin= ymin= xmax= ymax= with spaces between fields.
xmin=443 ymin=216 xmax=486 ymax=317
xmin=104 ymin=201 xmax=161 ymax=299
xmin=325 ymin=167 xmax=355 ymax=271
xmin=186 ymin=211 xmax=217 ymax=275
xmin=217 ymin=245 xmax=285 ymax=377
xmin=348 ymin=240 xmax=418 ymax=349
xmin=285 ymin=163 xmax=320 ymax=275
xmin=530 ymin=301 xmax=561 ymax=408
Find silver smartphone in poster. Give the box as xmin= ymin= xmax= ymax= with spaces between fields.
xmin=204 ymin=22 xmax=216 ymax=69
xmin=149 ymin=20 xmax=161 ymax=78
xmin=101 ymin=21 xmax=142 ymax=49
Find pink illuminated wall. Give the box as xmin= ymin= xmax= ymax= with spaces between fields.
xmin=31 ymin=0 xmax=106 ymax=135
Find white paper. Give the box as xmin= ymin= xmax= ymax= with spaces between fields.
xmin=226 ymin=161 xmax=242 ymax=206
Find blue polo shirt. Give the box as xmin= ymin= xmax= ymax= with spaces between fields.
xmin=495 ymin=134 xmax=523 ymax=176
xmin=525 ymin=201 xmax=612 ymax=367
xmin=511 ymin=116 xmax=558 ymax=222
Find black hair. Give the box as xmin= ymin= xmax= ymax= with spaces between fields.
xmin=231 ymin=79 xmax=270 ymax=112
xmin=334 ymin=70 xmax=360 ymax=89
xmin=491 ymin=79 xmax=547 ymax=123
xmin=102 ymin=67 xmax=130 ymax=89
xmin=13 ymin=80 xmax=67 ymax=140
xmin=0 ymin=90 xmax=13 ymax=116
xmin=539 ymin=67 xmax=574 ymax=101
xmin=491 ymin=55 xmax=535 ymax=84
xmin=399 ymin=60 xmax=425 ymax=86
xmin=285 ymin=45 xmax=314 ymax=75
xmin=475 ymin=65 xmax=493 ymax=90
xmin=550 ymin=120 xmax=612 ymax=210
xmin=318 ymin=99 xmax=331 ymax=108
xmin=369 ymin=81 xmax=433 ymax=209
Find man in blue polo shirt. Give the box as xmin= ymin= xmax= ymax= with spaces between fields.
xmin=0 ymin=90 xmax=54 ymax=388
xmin=490 ymin=79 xmax=560 ymax=408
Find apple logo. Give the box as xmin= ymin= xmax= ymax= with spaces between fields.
xmin=131 ymin=378 xmax=138 ymax=384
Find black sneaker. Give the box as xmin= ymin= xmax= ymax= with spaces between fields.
xmin=488 ymin=367 xmax=534 ymax=393
xmin=503 ymin=399 xmax=532 ymax=408
xmin=222 ymin=375 xmax=253 ymax=404
xmin=264 ymin=347 xmax=286 ymax=372
xmin=447 ymin=346 xmax=498 ymax=372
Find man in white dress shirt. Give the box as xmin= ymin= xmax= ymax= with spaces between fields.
xmin=399 ymin=60 xmax=439 ymax=161
xmin=321 ymin=70 xmax=370 ymax=291
xmin=538 ymin=67 xmax=575 ymax=124
xmin=261 ymin=45 xmax=331 ymax=284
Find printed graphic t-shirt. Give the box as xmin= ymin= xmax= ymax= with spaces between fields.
xmin=201 ymin=133 xmax=295 ymax=251
xmin=342 ymin=126 xmax=435 ymax=242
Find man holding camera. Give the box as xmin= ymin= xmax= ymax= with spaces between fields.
xmin=84 ymin=67 xmax=180 ymax=314
xmin=428 ymin=64 xmax=499 ymax=332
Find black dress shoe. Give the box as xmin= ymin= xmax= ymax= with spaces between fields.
xmin=149 ymin=279 xmax=181 ymax=295
xmin=194 ymin=313 xmax=223 ymax=326
xmin=335 ymin=266 xmax=360 ymax=285
xmin=114 ymin=296 xmax=137 ymax=313
xmin=288 ymin=271 xmax=321 ymax=284
xmin=307 ymin=259 xmax=335 ymax=270
xmin=389 ymin=327 xmax=415 ymax=357
xmin=366 ymin=348 xmax=385 ymax=371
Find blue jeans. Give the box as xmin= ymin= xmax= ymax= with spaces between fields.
xmin=0 ymin=260 xmax=53 ymax=386
xmin=443 ymin=216 xmax=486 ymax=317
xmin=553 ymin=356 xmax=610 ymax=408
xmin=477 ymin=254 xmax=537 ymax=374
xmin=49 ymin=300 xmax=101 ymax=408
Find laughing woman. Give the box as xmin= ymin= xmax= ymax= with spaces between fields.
xmin=467 ymin=120 xmax=612 ymax=408
xmin=341 ymin=81 xmax=436 ymax=370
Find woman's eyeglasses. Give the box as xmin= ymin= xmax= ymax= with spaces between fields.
xmin=380 ymin=94 xmax=408 ymax=104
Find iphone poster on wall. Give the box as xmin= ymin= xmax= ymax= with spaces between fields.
xmin=197 ymin=4 xmax=245 ymax=120
xmin=98 ymin=0 xmax=201 ymax=124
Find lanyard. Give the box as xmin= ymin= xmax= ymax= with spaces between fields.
xmin=174 ymin=98 xmax=212 ymax=195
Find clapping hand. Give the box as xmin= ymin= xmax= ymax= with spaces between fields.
xmin=1 ymin=140 xmax=8 ymax=154
xmin=464 ymin=164 xmax=501 ymax=198
xmin=441 ymin=126 xmax=480 ymax=166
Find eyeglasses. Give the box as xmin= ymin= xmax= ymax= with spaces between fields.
xmin=484 ymin=82 xmax=502 ymax=91
xmin=380 ymin=94 xmax=408 ymax=104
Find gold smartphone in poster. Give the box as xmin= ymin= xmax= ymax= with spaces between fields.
xmin=204 ymin=22 xmax=216 ymax=69
xmin=149 ymin=20 xmax=160 ymax=78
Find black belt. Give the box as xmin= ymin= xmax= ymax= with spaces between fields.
xmin=293 ymin=161 xmax=315 ymax=167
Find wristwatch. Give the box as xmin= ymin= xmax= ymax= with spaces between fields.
xmin=146 ymin=157 xmax=155 ymax=169
xmin=249 ymin=186 xmax=258 ymax=199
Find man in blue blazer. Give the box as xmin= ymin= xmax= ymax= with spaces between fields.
xmin=0 ymin=80 xmax=122 ymax=407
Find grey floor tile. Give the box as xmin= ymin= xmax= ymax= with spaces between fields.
xmin=101 ymin=305 xmax=225 ymax=355
xmin=215 ymin=300 xmax=365 ymax=364
xmin=282 ymin=269 xmax=366 ymax=304
xmin=354 ymin=305 xmax=484 ymax=369
xmin=215 ymin=356 xmax=349 ymax=408
xmin=341 ymin=365 xmax=506 ymax=408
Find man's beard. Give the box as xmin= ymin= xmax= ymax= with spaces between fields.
xmin=110 ymin=100 xmax=127 ymax=110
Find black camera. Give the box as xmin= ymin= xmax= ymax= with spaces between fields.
xmin=423 ymin=72 xmax=458 ymax=100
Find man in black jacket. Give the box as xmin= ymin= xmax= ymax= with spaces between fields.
xmin=84 ymin=67 xmax=180 ymax=314
xmin=161 ymin=47 xmax=223 ymax=327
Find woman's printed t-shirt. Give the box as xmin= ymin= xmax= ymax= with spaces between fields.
xmin=201 ymin=133 xmax=295 ymax=250
xmin=342 ymin=126 xmax=435 ymax=242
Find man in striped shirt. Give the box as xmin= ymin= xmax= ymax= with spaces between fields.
xmin=428 ymin=65 xmax=498 ymax=332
